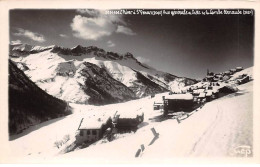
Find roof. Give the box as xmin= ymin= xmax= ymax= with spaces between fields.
xmin=78 ymin=115 xmax=110 ymax=130
xmin=116 ymin=109 xmax=144 ymax=119
xmin=206 ymin=91 xmax=213 ymax=96
xmin=193 ymin=89 xmax=205 ymax=94
xmin=164 ymin=93 xmax=193 ymax=100
xmin=198 ymin=93 xmax=206 ymax=98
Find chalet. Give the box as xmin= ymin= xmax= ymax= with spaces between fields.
xmin=205 ymin=91 xmax=213 ymax=102
xmin=212 ymin=88 xmax=219 ymax=98
xmin=205 ymin=75 xmax=214 ymax=82
xmin=212 ymin=77 xmax=220 ymax=82
xmin=162 ymin=93 xmax=196 ymax=115
xmin=113 ymin=112 xmax=144 ymax=132
xmin=192 ymin=89 xmax=205 ymax=96
xmin=211 ymin=82 xmax=220 ymax=86
xmin=230 ymin=69 xmax=237 ymax=75
xmin=237 ymin=75 xmax=250 ymax=85
xmin=224 ymin=71 xmax=231 ymax=75
xmin=197 ymin=92 xmax=206 ymax=101
xmin=236 ymin=67 xmax=243 ymax=72
xmin=215 ymin=74 xmax=223 ymax=78
xmin=75 ymin=116 xmax=112 ymax=144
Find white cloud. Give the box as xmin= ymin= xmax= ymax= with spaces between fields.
xmin=59 ymin=34 xmax=68 ymax=38
xmin=10 ymin=39 xmax=22 ymax=45
xmin=76 ymin=9 xmax=100 ymax=17
xmin=13 ymin=28 xmax=45 ymax=42
xmin=71 ymin=15 xmax=117 ymax=40
xmin=107 ymin=40 xmax=115 ymax=47
xmin=116 ymin=25 xmax=136 ymax=36
xmin=136 ymin=56 xmax=150 ymax=63
xmin=71 ymin=9 xmax=135 ymax=40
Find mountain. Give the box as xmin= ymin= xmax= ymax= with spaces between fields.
xmin=9 ymin=43 xmax=197 ymax=105
xmin=9 ymin=60 xmax=72 ymax=135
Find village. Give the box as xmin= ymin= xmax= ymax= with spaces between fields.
xmin=68 ymin=66 xmax=252 ymax=153
xmin=6 ymin=65 xmax=253 ymax=160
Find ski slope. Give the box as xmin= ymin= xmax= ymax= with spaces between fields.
xmin=7 ymin=81 xmax=253 ymax=163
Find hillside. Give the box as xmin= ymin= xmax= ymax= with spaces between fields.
xmin=9 ymin=43 xmax=196 ymax=105
xmin=9 ymin=60 xmax=72 ymax=136
xmin=7 ymin=78 xmax=253 ymax=161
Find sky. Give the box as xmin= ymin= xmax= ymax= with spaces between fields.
xmin=9 ymin=9 xmax=254 ymax=79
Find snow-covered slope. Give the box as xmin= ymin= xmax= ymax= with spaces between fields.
xmin=7 ymin=80 xmax=253 ymax=162
xmin=9 ymin=60 xmax=72 ymax=135
xmin=10 ymin=44 xmax=196 ymax=104
xmin=230 ymin=67 xmax=253 ymax=80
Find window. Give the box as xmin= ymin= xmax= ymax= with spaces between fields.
xmin=80 ymin=130 xmax=83 ymax=136
xmin=92 ymin=130 xmax=97 ymax=135
xmin=87 ymin=130 xmax=90 ymax=135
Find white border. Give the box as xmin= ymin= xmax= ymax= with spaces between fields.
xmin=0 ymin=0 xmax=259 ymax=164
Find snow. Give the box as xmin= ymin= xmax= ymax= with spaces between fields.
xmin=103 ymin=60 xmax=137 ymax=87
xmin=5 ymin=81 xmax=254 ymax=162
xmin=79 ymin=115 xmax=110 ymax=129
xmin=206 ymin=90 xmax=213 ymax=96
xmin=10 ymin=46 xmax=196 ymax=105
xmin=230 ymin=67 xmax=253 ymax=81
xmin=198 ymin=92 xmax=206 ymax=98
xmin=164 ymin=93 xmax=193 ymax=100
xmin=193 ymin=89 xmax=205 ymax=94
xmin=12 ymin=44 xmax=54 ymax=52
xmin=169 ymin=80 xmax=186 ymax=93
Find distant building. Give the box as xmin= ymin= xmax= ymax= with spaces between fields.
xmin=224 ymin=71 xmax=231 ymax=75
xmin=230 ymin=69 xmax=237 ymax=74
xmin=197 ymin=92 xmax=206 ymax=101
xmin=236 ymin=67 xmax=243 ymax=72
xmin=237 ymin=75 xmax=250 ymax=85
xmin=192 ymin=89 xmax=205 ymax=96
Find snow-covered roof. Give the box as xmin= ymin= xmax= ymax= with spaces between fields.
xmin=116 ymin=109 xmax=144 ymax=119
xmin=193 ymin=89 xmax=205 ymax=94
xmin=212 ymin=88 xmax=219 ymax=93
xmin=78 ymin=116 xmax=110 ymax=129
xmin=236 ymin=67 xmax=243 ymax=69
xmin=206 ymin=76 xmax=213 ymax=78
xmin=198 ymin=93 xmax=206 ymax=98
xmin=164 ymin=93 xmax=193 ymax=100
xmin=206 ymin=91 xmax=213 ymax=96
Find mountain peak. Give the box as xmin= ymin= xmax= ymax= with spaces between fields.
xmin=124 ymin=52 xmax=134 ymax=59
xmin=71 ymin=45 xmax=86 ymax=54
xmin=71 ymin=45 xmax=84 ymax=49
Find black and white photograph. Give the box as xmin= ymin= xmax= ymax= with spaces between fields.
xmin=0 ymin=1 xmax=260 ymax=164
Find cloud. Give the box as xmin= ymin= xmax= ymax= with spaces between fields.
xmin=71 ymin=15 xmax=117 ymax=40
xmin=136 ymin=56 xmax=150 ymax=63
xmin=13 ymin=28 xmax=45 ymax=42
xmin=10 ymin=39 xmax=22 ymax=45
xmin=59 ymin=34 xmax=68 ymax=38
xmin=76 ymin=9 xmax=100 ymax=17
xmin=71 ymin=9 xmax=135 ymax=40
xmin=107 ymin=40 xmax=115 ymax=47
xmin=116 ymin=25 xmax=136 ymax=36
